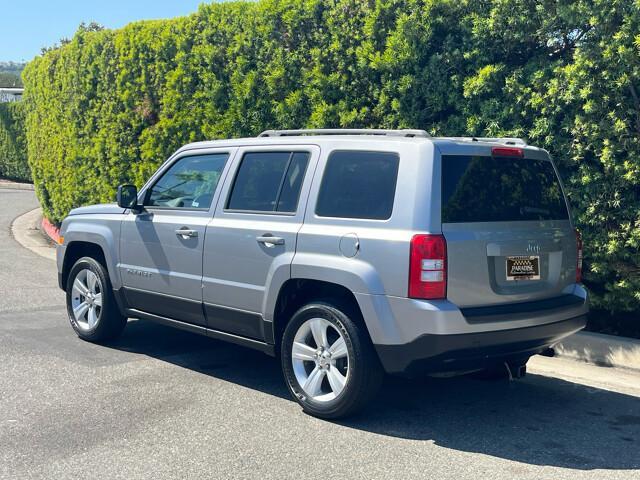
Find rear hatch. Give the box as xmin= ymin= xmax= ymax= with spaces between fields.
xmin=440 ymin=145 xmax=577 ymax=308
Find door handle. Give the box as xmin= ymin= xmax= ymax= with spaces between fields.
xmin=175 ymin=228 xmax=198 ymax=239
xmin=256 ymin=235 xmax=285 ymax=246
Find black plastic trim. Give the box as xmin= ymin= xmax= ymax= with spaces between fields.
xmin=125 ymin=308 xmax=275 ymax=355
xmin=375 ymin=314 xmax=586 ymax=377
xmin=112 ymin=288 xmax=129 ymax=316
xmin=204 ymin=303 xmax=264 ymax=340
xmin=118 ymin=288 xmax=276 ymax=348
xmin=263 ymin=319 xmax=275 ymax=344
xmin=461 ymin=294 xmax=585 ymax=323
xmin=122 ymin=287 xmax=206 ymax=326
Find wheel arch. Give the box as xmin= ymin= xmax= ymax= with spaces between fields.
xmin=271 ymin=278 xmax=369 ymax=348
xmin=61 ymin=241 xmax=109 ymax=292
xmin=60 ymin=218 xmax=121 ymax=290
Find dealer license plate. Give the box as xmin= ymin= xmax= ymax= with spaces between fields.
xmin=506 ymin=256 xmax=540 ymax=281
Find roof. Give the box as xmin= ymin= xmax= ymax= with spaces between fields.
xmin=176 ymin=129 xmax=542 ymax=154
xmin=178 ymin=134 xmax=430 ymax=153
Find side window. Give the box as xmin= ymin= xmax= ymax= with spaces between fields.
xmin=315 ymin=150 xmax=400 ymax=220
xmin=275 ymin=152 xmax=310 ymax=212
xmin=146 ymin=153 xmax=228 ymax=210
xmin=227 ymin=151 xmax=310 ymax=213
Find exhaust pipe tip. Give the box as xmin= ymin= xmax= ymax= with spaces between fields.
xmin=540 ymin=347 xmax=555 ymax=358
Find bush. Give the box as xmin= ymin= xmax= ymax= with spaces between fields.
xmin=0 ymin=101 xmax=29 ymax=181
xmin=21 ymin=0 xmax=640 ymax=315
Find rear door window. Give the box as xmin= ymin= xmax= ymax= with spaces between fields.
xmin=441 ymin=155 xmax=569 ymax=223
xmin=226 ymin=151 xmax=310 ymax=213
xmin=316 ymin=150 xmax=400 ymax=220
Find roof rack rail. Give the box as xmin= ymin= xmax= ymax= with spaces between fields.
xmin=258 ymin=128 xmax=430 ymax=138
xmin=442 ymin=136 xmax=527 ymax=146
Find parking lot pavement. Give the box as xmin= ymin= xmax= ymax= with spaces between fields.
xmin=1 ymin=188 xmax=639 ymax=480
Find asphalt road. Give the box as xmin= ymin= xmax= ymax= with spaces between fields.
xmin=1 ymin=187 xmax=639 ymax=480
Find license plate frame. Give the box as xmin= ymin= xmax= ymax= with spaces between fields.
xmin=506 ymin=255 xmax=540 ymax=281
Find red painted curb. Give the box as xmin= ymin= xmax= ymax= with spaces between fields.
xmin=41 ymin=217 xmax=61 ymax=244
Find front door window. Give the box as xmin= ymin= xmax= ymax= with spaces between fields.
xmin=146 ymin=153 xmax=229 ymax=210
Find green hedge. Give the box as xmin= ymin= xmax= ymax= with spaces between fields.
xmin=0 ymin=101 xmax=29 ymax=181
xmin=22 ymin=0 xmax=640 ymax=314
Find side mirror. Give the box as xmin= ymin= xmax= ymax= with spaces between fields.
xmin=117 ymin=184 xmax=141 ymax=212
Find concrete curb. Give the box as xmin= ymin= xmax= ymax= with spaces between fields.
xmin=41 ymin=217 xmax=62 ymax=244
xmin=554 ymin=331 xmax=640 ymax=372
xmin=0 ymin=180 xmax=35 ymax=191
xmin=10 ymin=207 xmax=56 ymax=261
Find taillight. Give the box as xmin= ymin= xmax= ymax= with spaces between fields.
xmin=409 ymin=234 xmax=447 ymax=299
xmin=575 ymin=229 xmax=583 ymax=283
xmin=491 ymin=146 xmax=523 ymax=158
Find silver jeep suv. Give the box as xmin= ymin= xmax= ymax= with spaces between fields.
xmin=57 ymin=129 xmax=588 ymax=418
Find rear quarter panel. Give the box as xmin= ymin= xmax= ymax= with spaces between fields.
xmin=293 ymin=140 xmax=437 ymax=298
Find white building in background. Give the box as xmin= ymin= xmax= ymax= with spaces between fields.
xmin=0 ymin=88 xmax=24 ymax=102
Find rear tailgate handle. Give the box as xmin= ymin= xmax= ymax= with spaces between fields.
xmin=257 ymin=235 xmax=284 ymax=246
xmin=175 ymin=228 xmax=198 ymax=238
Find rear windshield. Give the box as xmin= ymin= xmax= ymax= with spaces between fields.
xmin=441 ymin=155 xmax=569 ymax=223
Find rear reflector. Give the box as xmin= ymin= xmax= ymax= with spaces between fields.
xmin=575 ymin=229 xmax=583 ymax=283
xmin=409 ymin=234 xmax=447 ymax=299
xmin=491 ymin=146 xmax=524 ymax=158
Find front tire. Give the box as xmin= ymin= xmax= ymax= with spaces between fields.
xmin=281 ymin=302 xmax=383 ymax=419
xmin=66 ymin=256 xmax=127 ymax=342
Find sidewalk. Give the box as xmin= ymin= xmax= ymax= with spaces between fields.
xmin=10 ymin=207 xmax=56 ymax=260
xmin=0 ymin=179 xmax=34 ymax=190
xmin=555 ymin=330 xmax=640 ymax=372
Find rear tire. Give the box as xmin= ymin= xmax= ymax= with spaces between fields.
xmin=281 ymin=301 xmax=383 ymax=419
xmin=66 ymin=257 xmax=127 ymax=342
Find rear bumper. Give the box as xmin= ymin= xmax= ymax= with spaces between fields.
xmin=359 ymin=286 xmax=589 ymax=376
xmin=375 ymin=314 xmax=586 ymax=376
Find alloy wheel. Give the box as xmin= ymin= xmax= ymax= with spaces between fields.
xmin=291 ymin=317 xmax=350 ymax=402
xmin=70 ymin=269 xmax=103 ymax=331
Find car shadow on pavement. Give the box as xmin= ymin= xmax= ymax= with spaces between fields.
xmin=111 ymin=319 xmax=640 ymax=472
xmin=344 ymin=374 xmax=640 ymax=471
xmin=110 ymin=319 xmax=291 ymax=400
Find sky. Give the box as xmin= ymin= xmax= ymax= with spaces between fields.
xmin=0 ymin=0 xmax=210 ymax=62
